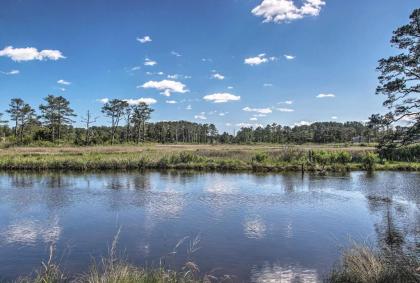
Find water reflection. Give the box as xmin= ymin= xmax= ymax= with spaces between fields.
xmin=243 ymin=216 xmax=267 ymax=239
xmin=251 ymin=263 xmax=318 ymax=283
xmin=0 ymin=216 xmax=61 ymax=246
xmin=0 ymin=171 xmax=418 ymax=282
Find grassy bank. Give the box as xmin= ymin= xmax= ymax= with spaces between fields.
xmin=14 ymin=244 xmax=420 ymax=283
xmin=0 ymin=144 xmax=418 ymax=172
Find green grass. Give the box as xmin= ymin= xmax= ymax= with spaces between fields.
xmin=0 ymin=145 xmax=418 ymax=172
xmin=14 ymin=242 xmax=420 ymax=283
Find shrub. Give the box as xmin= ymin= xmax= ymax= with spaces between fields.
xmin=362 ymin=152 xmax=379 ymax=171
xmin=252 ymin=152 xmax=268 ymax=163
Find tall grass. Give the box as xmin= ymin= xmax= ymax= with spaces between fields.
xmin=327 ymin=244 xmax=419 ymax=283
xmin=0 ymin=146 xmax=418 ymax=172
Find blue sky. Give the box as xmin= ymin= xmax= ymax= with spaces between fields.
xmin=0 ymin=0 xmax=417 ymax=132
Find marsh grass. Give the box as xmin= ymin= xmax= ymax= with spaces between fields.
xmin=17 ymin=231 xmax=231 ymax=283
xmin=327 ymin=244 xmax=419 ymax=283
xmin=0 ymin=145 xmax=417 ymax=172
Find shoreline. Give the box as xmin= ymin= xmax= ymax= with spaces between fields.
xmin=0 ymin=144 xmax=418 ymax=172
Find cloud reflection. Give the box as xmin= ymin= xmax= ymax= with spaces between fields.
xmin=251 ymin=263 xmax=319 ymax=283
xmin=0 ymin=217 xmax=61 ymax=246
xmin=244 ymin=216 xmax=267 ymax=239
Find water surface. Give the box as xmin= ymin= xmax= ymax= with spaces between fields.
xmin=0 ymin=171 xmax=418 ymax=282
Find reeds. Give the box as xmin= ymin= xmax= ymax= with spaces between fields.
xmin=327 ymin=244 xmax=420 ymax=283
xmin=0 ymin=145 xmax=418 ymax=172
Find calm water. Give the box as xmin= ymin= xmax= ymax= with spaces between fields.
xmin=0 ymin=171 xmax=418 ymax=282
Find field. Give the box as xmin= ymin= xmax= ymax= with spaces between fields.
xmin=0 ymin=143 xmax=418 ymax=171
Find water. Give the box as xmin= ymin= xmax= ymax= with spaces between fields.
xmin=0 ymin=171 xmax=418 ymax=282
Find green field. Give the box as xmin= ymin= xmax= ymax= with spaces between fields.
xmin=0 ymin=144 xmax=418 ymax=172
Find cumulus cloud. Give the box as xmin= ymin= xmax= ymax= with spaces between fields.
xmin=0 ymin=46 xmax=65 ymax=62
xmin=140 ymin=79 xmax=188 ymax=97
xmin=284 ymin=54 xmax=295 ymax=60
xmin=125 ymin=98 xmax=157 ymax=105
xmin=203 ymin=93 xmax=240 ymax=103
xmin=57 ymin=79 xmax=71 ymax=85
xmin=294 ymin=120 xmax=312 ymax=126
xmin=1 ymin=69 xmax=19 ymax=75
xmin=97 ymin=97 xmax=156 ymax=105
xmin=236 ymin=122 xmax=263 ymax=128
xmin=98 ymin=98 xmax=110 ymax=104
xmin=244 ymin=53 xmax=276 ymax=65
xmin=316 ymin=93 xmax=335 ymax=98
xmin=194 ymin=112 xmax=207 ymax=120
xmin=144 ymin=58 xmax=157 ymax=66
xmin=212 ymin=73 xmax=225 ymax=80
xmin=137 ymin=36 xmax=152 ymax=43
xmin=243 ymin=107 xmax=272 ymax=114
xmin=252 ymin=0 xmax=326 ymax=23
xmin=277 ymin=108 xmax=294 ymax=112
xmin=281 ymin=100 xmax=293 ymax=105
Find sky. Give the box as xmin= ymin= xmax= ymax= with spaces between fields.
xmin=0 ymin=0 xmax=418 ymax=132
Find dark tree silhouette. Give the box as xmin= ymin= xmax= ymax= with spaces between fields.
xmin=375 ymin=9 xmax=420 ymax=148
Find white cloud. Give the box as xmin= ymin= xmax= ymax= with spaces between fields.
xmin=236 ymin=122 xmax=263 ymax=128
xmin=250 ymin=117 xmax=258 ymax=121
xmin=98 ymin=97 xmax=156 ymax=105
xmin=316 ymin=93 xmax=335 ymax=98
xmin=227 ymin=86 xmax=234 ymax=89
xmin=98 ymin=98 xmax=110 ymax=104
xmin=57 ymin=79 xmax=71 ymax=85
xmin=144 ymin=58 xmax=157 ymax=66
xmin=125 ymin=98 xmax=157 ymax=105
xmin=263 ymin=83 xmax=273 ymax=87
xmin=194 ymin=112 xmax=207 ymax=120
xmin=0 ymin=46 xmax=65 ymax=62
xmin=244 ymin=53 xmax=276 ymax=66
xmin=243 ymin=107 xmax=272 ymax=114
xmin=212 ymin=73 xmax=225 ymax=80
xmin=140 ymin=79 xmax=188 ymax=96
xmin=166 ymin=100 xmax=177 ymax=104
xmin=284 ymin=54 xmax=295 ymax=60
xmin=186 ymin=104 xmax=192 ymax=110
xmin=137 ymin=36 xmax=152 ymax=43
xmin=253 ymin=113 xmax=267 ymax=117
xmin=226 ymin=123 xmax=232 ymax=126
xmin=278 ymin=100 xmax=293 ymax=105
xmin=131 ymin=66 xmax=141 ymax=71
xmin=331 ymin=116 xmax=338 ymax=120
xmin=294 ymin=120 xmax=312 ymax=126
xmin=252 ymin=0 xmax=326 ymax=23
xmin=219 ymin=112 xmax=227 ymax=116
xmin=59 ymin=88 xmax=66 ymax=92
xmin=1 ymin=69 xmax=19 ymax=75
xmin=203 ymin=93 xmax=241 ymax=103
xmin=171 ymin=51 xmax=181 ymax=57
xmin=277 ymin=108 xmax=294 ymax=112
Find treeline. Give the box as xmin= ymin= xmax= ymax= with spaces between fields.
xmin=0 ymin=95 xmax=401 ymax=146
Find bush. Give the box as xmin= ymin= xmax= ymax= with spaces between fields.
xmin=252 ymin=152 xmax=268 ymax=163
xmin=362 ymin=152 xmax=379 ymax=171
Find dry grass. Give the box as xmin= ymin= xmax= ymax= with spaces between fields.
xmin=0 ymin=144 xmax=374 ymax=156
xmin=328 ymin=244 xmax=420 ymax=283
xmin=0 ymin=144 xmax=417 ymax=172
